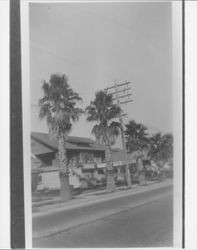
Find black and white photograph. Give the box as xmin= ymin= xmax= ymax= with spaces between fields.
xmin=20 ymin=0 xmax=183 ymax=248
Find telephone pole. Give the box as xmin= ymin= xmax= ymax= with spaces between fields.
xmin=105 ymin=81 xmax=133 ymax=188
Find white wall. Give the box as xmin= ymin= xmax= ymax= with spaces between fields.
xmin=37 ymin=170 xmax=82 ymax=190
xmin=38 ymin=171 xmax=60 ymax=190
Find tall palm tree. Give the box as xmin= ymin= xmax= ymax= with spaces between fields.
xmin=86 ymin=91 xmax=121 ymax=192
xmin=39 ymin=74 xmax=83 ymax=201
xmin=125 ymin=120 xmax=148 ymax=152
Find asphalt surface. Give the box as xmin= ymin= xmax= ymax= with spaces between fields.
xmin=32 ymin=183 xmax=172 ymax=238
xmin=33 ymin=193 xmax=173 ymax=248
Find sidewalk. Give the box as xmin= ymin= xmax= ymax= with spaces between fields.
xmin=33 ymin=179 xmax=172 ymax=217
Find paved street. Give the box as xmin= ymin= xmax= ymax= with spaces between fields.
xmin=33 ymin=186 xmax=173 ymax=248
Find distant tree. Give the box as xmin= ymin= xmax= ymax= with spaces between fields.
xmin=161 ymin=133 xmax=173 ymax=161
xmin=149 ymin=133 xmax=173 ymax=166
xmin=39 ymin=74 xmax=83 ymax=201
xmin=86 ymin=91 xmax=121 ymax=192
xmin=125 ymin=120 xmax=149 ymax=152
xmin=148 ymin=133 xmax=163 ymax=160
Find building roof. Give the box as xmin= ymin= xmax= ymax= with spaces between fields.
xmin=31 ymin=138 xmax=55 ymax=155
xmin=31 ymin=132 xmax=104 ymax=155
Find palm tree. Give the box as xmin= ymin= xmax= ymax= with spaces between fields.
xmin=86 ymin=91 xmax=121 ymax=192
xmin=149 ymin=133 xmax=173 ymax=165
xmin=148 ymin=133 xmax=162 ymax=166
xmin=39 ymin=74 xmax=83 ymax=201
xmin=124 ymin=120 xmax=149 ymax=185
xmin=161 ymin=133 xmax=173 ymax=162
xmin=125 ymin=120 xmax=148 ymax=152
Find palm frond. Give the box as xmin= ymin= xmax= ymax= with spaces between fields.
xmin=86 ymin=90 xmax=121 ymax=123
xmin=124 ymin=120 xmax=149 ymax=152
xmin=38 ymin=73 xmax=83 ymax=137
xmin=91 ymin=124 xmax=105 ymax=144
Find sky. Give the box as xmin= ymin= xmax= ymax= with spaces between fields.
xmin=30 ymin=1 xmax=172 ymax=147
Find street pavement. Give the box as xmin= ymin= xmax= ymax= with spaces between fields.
xmin=33 ymin=194 xmax=173 ymax=248
xmin=32 ymin=180 xmax=173 ymax=246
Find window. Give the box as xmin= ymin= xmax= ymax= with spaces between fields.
xmin=81 ymin=151 xmax=93 ymax=163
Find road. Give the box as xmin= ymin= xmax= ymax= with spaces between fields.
xmin=33 ymin=192 xmax=173 ymax=247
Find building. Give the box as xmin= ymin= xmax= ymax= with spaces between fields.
xmin=31 ymin=131 xmax=106 ymax=190
xmin=31 ymin=132 xmax=136 ymax=191
xmin=31 ymin=131 xmax=105 ymax=164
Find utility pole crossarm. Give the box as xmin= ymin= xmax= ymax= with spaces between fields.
xmin=105 ymin=81 xmax=131 ymax=91
xmin=116 ymin=93 xmax=132 ymax=99
xmin=109 ymin=87 xmax=132 ymax=96
xmin=112 ymin=96 xmax=132 ymax=102
xmin=120 ymin=100 xmax=133 ymax=105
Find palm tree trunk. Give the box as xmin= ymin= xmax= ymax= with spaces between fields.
xmin=137 ymin=156 xmax=146 ymax=186
xmin=105 ymin=142 xmax=115 ymax=192
xmin=58 ymin=135 xmax=72 ymax=201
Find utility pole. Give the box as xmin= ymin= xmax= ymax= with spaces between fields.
xmin=105 ymin=81 xmax=133 ymax=188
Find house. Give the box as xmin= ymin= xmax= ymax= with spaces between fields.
xmin=31 ymin=132 xmax=137 ymax=191
xmin=31 ymin=132 xmax=106 ymax=191
xmin=31 ymin=131 xmax=105 ymax=165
